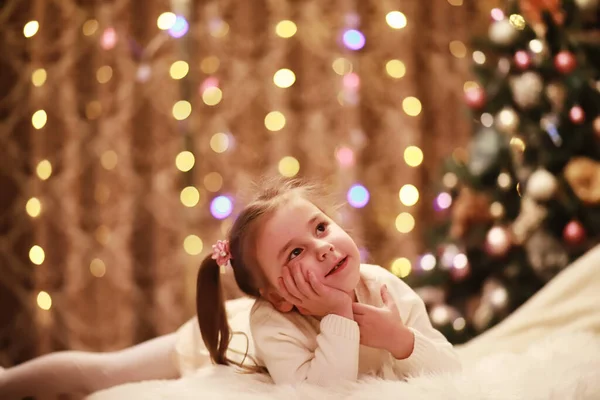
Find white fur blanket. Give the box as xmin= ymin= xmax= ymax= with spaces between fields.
xmin=89 ymin=330 xmax=600 ymax=400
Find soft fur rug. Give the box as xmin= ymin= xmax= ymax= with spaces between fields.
xmin=89 ymin=330 xmax=600 ymax=400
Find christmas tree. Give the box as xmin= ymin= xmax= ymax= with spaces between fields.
xmin=406 ymin=0 xmax=600 ymax=344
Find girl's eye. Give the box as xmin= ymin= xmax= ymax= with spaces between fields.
xmin=289 ymin=248 xmax=303 ymax=261
xmin=316 ymin=222 xmax=328 ymax=233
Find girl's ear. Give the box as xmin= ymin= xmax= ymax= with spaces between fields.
xmin=260 ymin=287 xmax=294 ymax=312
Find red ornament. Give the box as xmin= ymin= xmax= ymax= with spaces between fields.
xmin=514 ymin=50 xmax=531 ymax=70
xmin=465 ymin=87 xmax=486 ymax=109
xmin=569 ymin=105 xmax=585 ymax=124
xmin=554 ymin=51 xmax=577 ymax=74
xmin=563 ymin=220 xmax=586 ymax=245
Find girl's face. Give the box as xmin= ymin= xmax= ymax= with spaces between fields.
xmin=255 ymin=196 xmax=361 ymax=301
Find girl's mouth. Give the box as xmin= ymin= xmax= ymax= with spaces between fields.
xmin=325 ymin=256 xmax=348 ymax=277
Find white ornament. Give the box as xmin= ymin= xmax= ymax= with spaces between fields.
xmin=489 ymin=19 xmax=519 ymax=46
xmin=526 ymin=169 xmax=558 ymax=201
xmin=495 ymin=107 xmax=519 ymax=133
xmin=510 ymin=72 xmax=543 ymax=109
xmin=575 ymin=0 xmax=599 ymax=12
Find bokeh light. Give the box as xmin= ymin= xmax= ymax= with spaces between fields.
xmin=395 ymin=212 xmax=415 ymax=233
xmin=278 ymin=156 xmax=300 ymax=177
xmin=32 ymin=110 xmax=47 ymax=129
xmin=480 ymin=112 xmax=494 ymax=127
xmin=201 ymin=56 xmax=220 ymax=74
xmin=386 ymin=59 xmax=406 ymax=79
xmin=204 ymin=172 xmax=223 ymax=192
xmin=435 ymin=192 xmax=453 ymax=210
xmin=31 ymin=69 xmax=47 ymax=87
xmin=273 ymin=68 xmax=296 ymax=88
xmin=169 ymin=16 xmax=189 ymax=38
xmin=90 ymin=258 xmax=106 ymax=277
xmin=399 ymin=184 xmax=419 ymax=206
xmin=210 ymin=132 xmax=230 ymax=153
xmin=37 ymin=291 xmax=52 ymax=310
xmin=347 ymin=184 xmax=370 ymax=208
xmin=275 ymin=20 xmax=297 ymax=38
xmin=37 ymin=160 xmax=52 ymax=180
xmin=209 ymin=19 xmax=229 ymax=38
xmin=529 ymin=39 xmax=544 ymax=53
xmin=404 ymin=146 xmax=423 ymax=167
xmin=490 ymin=8 xmax=505 ymax=21
xmin=473 ymin=51 xmax=486 ymax=64
xmin=30 ymin=245 xmax=45 ymax=265
xmin=443 ymin=172 xmax=458 ymax=189
xmin=342 ymin=29 xmax=365 ymax=51
xmin=183 ymin=235 xmax=203 ymax=255
xmin=26 ymin=197 xmax=42 ymax=217
xmin=210 ymin=196 xmax=233 ymax=219
xmin=82 ymin=19 xmax=99 ymax=36
xmin=86 ymin=101 xmax=102 ymax=120
xmin=343 ymin=73 xmax=360 ymax=90
xmin=265 ymin=111 xmax=286 ymax=132
xmin=385 ymin=11 xmax=407 ymax=29
xmin=96 ymin=66 xmax=113 ymax=83
xmin=24 ymin=21 xmax=39 ymax=38
xmin=170 ymin=61 xmax=189 ymax=79
xmin=509 ymin=14 xmax=526 ymax=30
xmin=402 ymin=97 xmax=422 ymax=116
xmin=448 ymin=0 xmax=464 ymax=5
xmin=101 ymin=150 xmax=118 ymax=170
xmin=420 ymin=253 xmax=437 ymax=271
xmin=176 ymin=151 xmax=195 ymax=172
xmin=336 ymin=147 xmax=355 ymax=167
xmin=449 ymin=40 xmax=467 ymax=58
xmin=332 ymin=58 xmax=353 ymax=75
xmin=180 ymin=186 xmax=200 ymax=207
xmin=101 ymin=28 xmax=117 ymax=50
xmin=202 ymin=87 xmax=223 ymax=106
xmin=172 ymin=100 xmax=192 ymax=120
xmin=157 ymin=12 xmax=177 ymax=30
xmin=391 ymin=257 xmax=411 ymax=278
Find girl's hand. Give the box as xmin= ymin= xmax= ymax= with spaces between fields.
xmin=278 ymin=265 xmax=353 ymax=319
xmin=352 ymin=284 xmax=415 ymax=359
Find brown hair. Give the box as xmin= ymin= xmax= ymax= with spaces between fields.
xmin=196 ymin=176 xmax=340 ymax=369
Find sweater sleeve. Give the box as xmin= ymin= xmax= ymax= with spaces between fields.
xmin=250 ymin=303 xmax=360 ymax=386
xmin=379 ymin=270 xmax=462 ymax=377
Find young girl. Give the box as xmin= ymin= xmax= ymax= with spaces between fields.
xmin=0 ymin=177 xmax=461 ymax=398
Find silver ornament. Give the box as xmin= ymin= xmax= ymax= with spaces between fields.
xmin=526 ymin=169 xmax=558 ymax=201
xmin=525 ymin=230 xmax=569 ymax=281
xmin=489 ymin=19 xmax=519 ymax=46
xmin=510 ymin=72 xmax=543 ymax=109
xmin=494 ymin=107 xmax=520 ymax=133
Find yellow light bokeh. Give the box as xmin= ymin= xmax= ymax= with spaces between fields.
xmin=32 ymin=110 xmax=47 ymax=129
xmin=443 ymin=172 xmax=458 ymax=189
xmin=448 ymin=0 xmax=463 ymax=5
xmin=37 ymin=160 xmax=52 ymax=180
xmin=82 ymin=19 xmax=99 ymax=36
xmin=180 ymin=186 xmax=200 ymax=207
xmin=275 ymin=20 xmax=297 ymax=38
xmin=96 ymin=66 xmax=113 ymax=84
xmin=200 ymin=56 xmax=220 ymax=74
xmin=399 ymin=184 xmax=419 ymax=206
xmin=472 ymin=50 xmax=486 ymax=64
xmin=90 ymin=258 xmax=106 ymax=277
xmin=26 ymin=197 xmax=42 ymax=217
xmin=386 ymin=11 xmax=407 ymax=29
xmin=24 ymin=21 xmax=39 ymax=38
xmin=273 ymin=68 xmax=296 ymax=88
xmin=402 ymin=97 xmax=422 ymax=117
xmin=86 ymin=101 xmax=102 ymax=120
xmin=391 ymin=257 xmax=412 ymax=278
xmin=395 ymin=212 xmax=415 ymax=233
xmin=509 ymin=14 xmax=526 ymax=30
xmin=30 ymin=245 xmax=45 ymax=265
xmin=176 ymin=151 xmax=195 ymax=172
xmin=204 ymin=172 xmax=223 ymax=192
xmin=510 ymin=136 xmax=526 ymax=152
xmin=278 ymin=156 xmax=300 ymax=177
xmin=37 ymin=291 xmax=52 ymax=310
xmin=463 ymin=81 xmax=480 ymax=92
xmin=170 ymin=61 xmax=189 ymax=80
xmin=157 ymin=12 xmax=177 ymax=30
xmin=386 ymin=59 xmax=406 ymax=79
xmin=172 ymin=100 xmax=192 ymax=120
xmin=202 ymin=87 xmax=223 ymax=106
xmin=183 ymin=235 xmax=203 ymax=255
xmin=210 ymin=132 xmax=230 ymax=153
xmin=332 ymin=58 xmax=353 ymax=75
xmin=100 ymin=150 xmax=118 ymax=170
xmin=404 ymin=146 xmax=423 ymax=167
xmin=32 ymin=68 xmax=47 ymax=87
xmin=265 ymin=111 xmax=286 ymax=132
xmin=449 ymin=40 xmax=467 ymax=58
xmin=210 ymin=21 xmax=229 ymax=38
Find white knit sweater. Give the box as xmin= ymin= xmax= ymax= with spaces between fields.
xmin=249 ymin=264 xmax=461 ymax=385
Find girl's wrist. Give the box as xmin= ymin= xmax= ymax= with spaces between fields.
xmin=390 ymin=327 xmax=415 ymax=360
xmin=330 ymin=301 xmax=354 ymax=320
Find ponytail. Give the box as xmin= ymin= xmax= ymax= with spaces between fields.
xmin=196 ymin=255 xmax=231 ymax=366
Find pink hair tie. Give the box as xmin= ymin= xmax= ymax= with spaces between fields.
xmin=211 ymin=240 xmax=233 ymax=268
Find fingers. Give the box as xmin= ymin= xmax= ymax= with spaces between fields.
xmin=307 ymin=270 xmax=326 ymax=296
xmin=352 ymin=302 xmax=378 ymax=315
xmin=278 ymin=275 xmax=302 ymax=305
xmin=291 ymin=265 xmax=318 ymax=298
xmin=380 ymin=284 xmax=396 ymax=310
xmin=282 ymin=266 xmax=306 ymax=302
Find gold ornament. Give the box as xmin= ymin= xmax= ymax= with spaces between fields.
xmin=564 ymin=157 xmax=600 ymax=204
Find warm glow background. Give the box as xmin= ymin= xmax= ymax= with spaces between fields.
xmin=0 ymin=0 xmax=496 ymax=365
